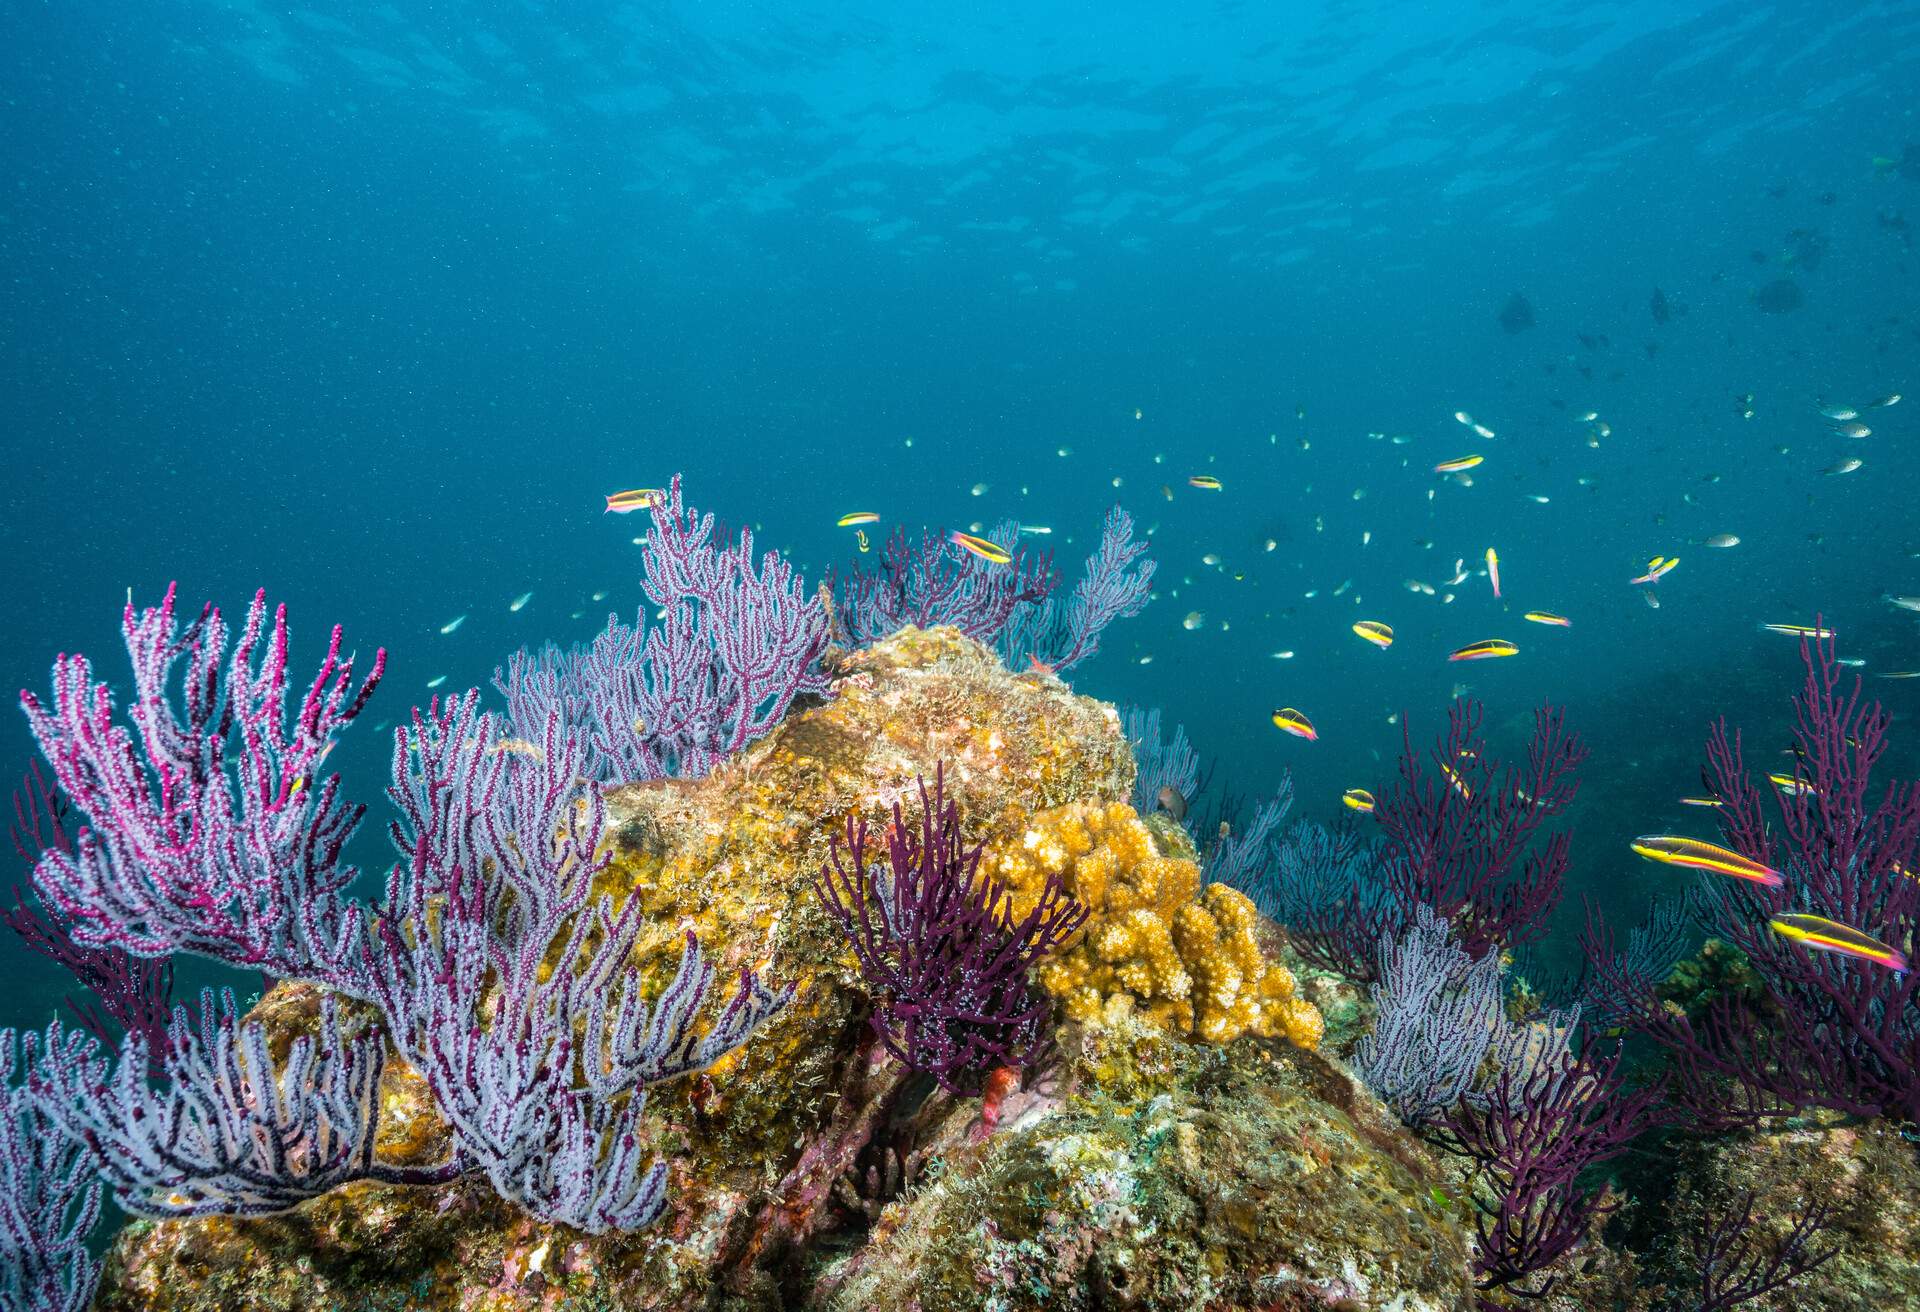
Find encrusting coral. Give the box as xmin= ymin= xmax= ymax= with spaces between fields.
xmin=981 ymin=800 xmax=1324 ymax=1049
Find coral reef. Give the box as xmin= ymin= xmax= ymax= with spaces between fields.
xmin=979 ymin=799 xmax=1324 ymax=1049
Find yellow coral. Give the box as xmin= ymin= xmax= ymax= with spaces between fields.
xmin=983 ymin=802 xmax=1321 ymax=1049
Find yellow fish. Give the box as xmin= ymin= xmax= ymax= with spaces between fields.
xmin=1769 ymin=913 xmax=1907 ymax=971
xmin=1271 ymin=708 xmax=1318 ymax=741
xmin=948 ymin=530 xmax=1011 ymax=565
xmin=1767 ymin=772 xmax=1816 ymax=798
xmin=1341 ymin=788 xmax=1376 ymax=813
xmin=1760 ymin=623 xmax=1837 ymax=639
xmin=604 ymin=488 xmax=661 ymax=514
xmin=1352 ymin=620 xmax=1394 ymax=649
xmin=1523 ymin=611 xmax=1571 ymax=627
xmin=1448 ymin=638 xmax=1519 ymax=662
xmin=1631 ymin=835 xmax=1782 ymax=887
xmin=1188 ymin=475 xmax=1223 ymax=490
xmin=1433 ymin=455 xmax=1484 ymax=474
xmin=856 ymin=529 xmax=871 ymax=554
xmin=837 ymin=511 xmax=881 ymax=527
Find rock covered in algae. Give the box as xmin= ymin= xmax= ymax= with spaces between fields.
xmin=95 ymin=626 xmax=1136 ymax=1312
xmin=1631 ymin=1112 xmax=1920 ymax=1312
xmin=810 ymin=1009 xmax=1473 ymax=1311
xmin=980 ymin=800 xmax=1324 ymax=1049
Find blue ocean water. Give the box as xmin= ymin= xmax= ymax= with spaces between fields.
xmin=3 ymin=0 xmax=1919 ymax=1036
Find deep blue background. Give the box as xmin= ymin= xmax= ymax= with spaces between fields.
xmin=4 ymin=0 xmax=1920 ymax=1030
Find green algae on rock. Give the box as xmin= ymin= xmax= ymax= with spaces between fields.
xmin=811 ymin=1010 xmax=1473 ymax=1312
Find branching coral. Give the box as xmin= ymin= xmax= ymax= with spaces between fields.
xmin=16 ymin=584 xmax=793 ymax=1234
xmin=813 ymin=766 xmax=1086 ymax=1094
xmin=980 ymin=801 xmax=1322 ymax=1049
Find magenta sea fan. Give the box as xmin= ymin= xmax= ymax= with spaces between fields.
xmin=814 ymin=767 xmax=1085 ymax=1095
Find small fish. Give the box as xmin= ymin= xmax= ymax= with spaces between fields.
xmin=1885 ymin=595 xmax=1920 ymax=613
xmin=1825 ymin=457 xmax=1863 ymax=476
xmin=1352 ymin=620 xmax=1394 ymax=648
xmin=1761 ymin=623 xmax=1837 ymax=639
xmin=1448 ymin=638 xmax=1519 ymax=662
xmin=837 ymin=511 xmax=881 ymax=527
xmin=1485 ymin=547 xmax=1501 ymax=600
xmin=1162 ymin=485 xmax=1174 ymax=501
xmin=1202 ymin=552 xmax=1222 ymax=566
xmin=426 ymin=674 xmax=448 ymax=689
xmin=1453 ymin=410 xmax=1474 ymax=425
xmin=604 ymin=488 xmax=662 ymax=515
xmin=509 ymin=591 xmax=533 ymax=613
xmin=1631 ymin=835 xmax=1782 ymax=886
xmin=1434 ymin=455 xmax=1484 ymax=474
xmin=1705 ymin=534 xmax=1740 ymax=549
xmin=591 ymin=590 xmax=608 ymax=601
xmin=1271 ymin=649 xmax=1295 ymax=660
xmin=1271 ymin=708 xmax=1318 ymax=741
xmin=1527 ymin=494 xmax=1551 ymax=504
xmin=489 ymin=737 xmax=545 ymax=761
xmin=1134 ymin=408 xmax=1143 ymax=419
xmin=1341 ymin=788 xmax=1376 ymax=813
xmin=857 ymin=529 xmax=871 ymax=554
xmin=1523 ymin=611 xmax=1571 ymax=627
xmin=1880 ymin=670 xmax=1920 ymax=680
xmin=1645 ymin=591 xmax=1661 ymax=609
xmin=1768 ymin=771 xmax=1816 ymax=797
xmin=1867 ymin=393 xmax=1901 ymax=408
xmin=1677 ymin=796 xmax=1724 ymax=808
xmin=1820 ymin=405 xmax=1859 ymax=421
xmin=1472 ymin=423 xmax=1496 ymax=439
xmin=1155 ymin=785 xmax=1188 ymax=823
xmin=948 ymin=530 xmax=1011 ymax=565
xmin=1835 ymin=422 xmax=1871 ymax=439
xmin=1188 ymin=475 xmax=1223 ymax=490
xmin=970 ymin=482 xmax=989 ymax=497
xmin=1576 ymin=410 xmax=1599 ymax=422
xmin=439 ymin=614 xmax=467 ymax=635
xmin=1439 ymin=762 xmax=1473 ymax=800
xmin=1630 ymin=556 xmax=1678 ymax=585
xmin=1019 ymin=525 xmax=1053 ymax=535
xmin=1183 ymin=611 xmax=1206 ymax=631
xmin=1769 ymin=913 xmax=1907 ymax=971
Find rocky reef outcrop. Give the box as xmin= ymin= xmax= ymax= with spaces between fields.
xmin=94 ymin=627 xmax=1472 ymax=1311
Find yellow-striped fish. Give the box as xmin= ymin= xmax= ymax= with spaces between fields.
xmin=948 ymin=530 xmax=1012 ymax=565
xmin=1434 ymin=455 xmax=1484 ymax=474
xmin=1760 ymin=623 xmax=1837 ymax=639
xmin=1188 ymin=475 xmax=1223 ymax=490
xmin=1448 ymin=638 xmax=1519 ymax=662
xmin=1631 ymin=835 xmax=1782 ymax=887
xmin=1342 ymin=788 xmax=1376 ymax=813
xmin=1769 ymin=913 xmax=1907 ymax=971
xmin=1271 ymin=708 xmax=1318 ymax=741
xmin=1352 ymin=620 xmax=1394 ymax=649
xmin=837 ymin=511 xmax=881 ymax=527
xmin=1523 ymin=611 xmax=1571 ymax=627
xmin=605 ymin=488 xmax=662 ymax=514
xmin=856 ymin=529 xmax=871 ymax=554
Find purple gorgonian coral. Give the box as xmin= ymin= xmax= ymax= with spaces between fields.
xmin=814 ymin=767 xmax=1085 ymax=1094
